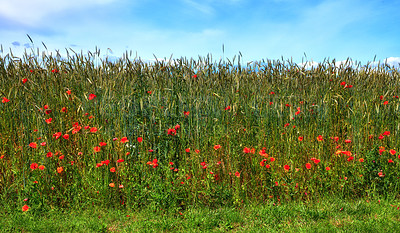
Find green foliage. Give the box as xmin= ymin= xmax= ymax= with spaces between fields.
xmin=1 ymin=50 xmax=400 ymax=212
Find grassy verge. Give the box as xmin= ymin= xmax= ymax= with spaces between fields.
xmin=2 ymin=197 xmax=400 ymax=232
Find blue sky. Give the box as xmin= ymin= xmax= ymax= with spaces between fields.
xmin=1 ymin=0 xmax=400 ymax=65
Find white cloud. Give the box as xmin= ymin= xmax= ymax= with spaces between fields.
xmin=0 ymin=0 xmax=117 ymax=26
xmin=385 ymin=57 xmax=400 ymax=68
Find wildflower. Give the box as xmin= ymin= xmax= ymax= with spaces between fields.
xmin=137 ymin=137 xmax=143 ymax=143
xmin=99 ymin=142 xmax=107 ymax=147
xmin=66 ymin=90 xmax=71 ymax=95
xmin=174 ymin=124 xmax=181 ymax=131
xmin=30 ymin=163 xmax=38 ymax=170
xmin=224 ymin=106 xmax=231 ymax=110
xmin=57 ymin=167 xmax=63 ymax=173
xmin=344 ymin=139 xmax=351 ymax=143
xmin=110 ymin=167 xmax=116 ymax=172
xmin=119 ymin=184 xmax=124 ymax=188
xmin=2 ymin=97 xmax=10 ymax=103
xmin=117 ymin=159 xmax=124 ymax=163
xmin=383 ymin=101 xmax=389 ymax=105
xmin=61 ymin=107 xmax=67 ymax=113
xmin=305 ymin=163 xmax=311 ymax=169
xmin=243 ymin=147 xmax=251 ymax=153
xmin=167 ymin=128 xmax=177 ymax=136
xmin=325 ymin=166 xmax=331 ymax=171
xmin=29 ymin=142 xmax=37 ymax=149
xmin=266 ymin=164 xmax=271 ymax=169
xmin=88 ymin=94 xmax=96 ymax=100
xmin=93 ymin=146 xmax=101 ymax=153
xmin=192 ymin=74 xmax=197 ymax=78
xmin=390 ymin=149 xmax=396 ymax=155
xmin=298 ymin=136 xmax=303 ymax=141
xmin=316 ymin=135 xmax=323 ymax=141
xmin=53 ymin=132 xmax=62 ymax=139
xmin=38 ymin=165 xmax=45 ymax=170
xmin=378 ymin=171 xmax=385 ymax=177
xmin=284 ymin=165 xmax=290 ymax=171
xmin=383 ymin=131 xmax=391 ymax=136
xmin=147 ymin=90 xmax=152 ymax=94
xmin=62 ymin=134 xmax=69 ymax=140
xmin=120 ymin=137 xmax=129 ymax=143
xmin=22 ymin=205 xmax=29 ymax=212
xmin=359 ymin=158 xmax=364 ymax=162
xmin=59 ymin=155 xmax=64 ymax=160
xmin=45 ymin=118 xmax=52 ymax=124
xmin=109 ymin=183 xmax=115 ymax=187
xmin=379 ymin=134 xmax=384 ymax=140
xmin=214 ymin=145 xmax=221 ymax=150
xmin=46 ymin=152 xmax=53 ymax=157
xmin=185 ymin=148 xmax=190 ymax=153
xmin=234 ymin=171 xmax=240 ymax=177
xmin=388 ymin=159 xmax=394 ymax=163
xmin=270 ymin=157 xmax=275 ymax=162
xmin=90 ymin=127 xmax=98 ymax=133
xmin=195 ymin=149 xmax=200 ymax=154
xmin=183 ymin=111 xmax=190 ymax=116
xmin=102 ymin=160 xmax=110 ymax=165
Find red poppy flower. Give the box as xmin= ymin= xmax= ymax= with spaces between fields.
xmin=110 ymin=167 xmax=116 ymax=172
xmin=185 ymin=148 xmax=190 ymax=153
xmin=46 ymin=152 xmax=53 ymax=157
xmin=90 ymin=127 xmax=98 ymax=133
xmin=93 ymin=146 xmax=101 ymax=153
xmin=167 ymin=128 xmax=176 ymax=136
xmin=316 ymin=135 xmax=323 ymax=141
xmin=22 ymin=78 xmax=28 ymax=83
xmin=137 ymin=137 xmax=143 ymax=143
xmin=359 ymin=158 xmax=364 ymax=162
xmin=22 ymin=205 xmax=29 ymax=212
xmin=195 ymin=149 xmax=200 ymax=154
xmin=45 ymin=118 xmax=52 ymax=124
xmin=383 ymin=101 xmax=389 ymax=105
xmin=30 ymin=163 xmax=38 ymax=170
xmin=214 ymin=145 xmax=221 ymax=150
xmin=305 ymin=163 xmax=311 ymax=169
xmin=379 ymin=134 xmax=384 ymax=140
xmin=284 ymin=165 xmax=290 ymax=171
xmin=102 ymin=160 xmax=110 ymax=165
xmin=29 ymin=142 xmax=37 ymax=149
xmin=40 ymin=142 xmax=46 ymax=146
xmin=62 ymin=134 xmax=69 ymax=140
xmin=224 ymin=106 xmax=231 ymax=111
xmin=243 ymin=147 xmax=251 ymax=153
xmin=344 ymin=139 xmax=351 ymax=143
xmin=147 ymin=90 xmax=152 ymax=94
xmin=120 ymin=137 xmax=129 ymax=143
xmin=38 ymin=165 xmax=45 ymax=170
xmin=57 ymin=167 xmax=63 ymax=173
xmin=2 ymin=97 xmax=10 ymax=103
xmin=53 ymin=132 xmax=62 ymax=139
xmin=383 ymin=131 xmax=391 ymax=136
xmin=325 ymin=166 xmax=331 ymax=171
xmin=174 ymin=124 xmax=180 ymax=130
xmin=270 ymin=157 xmax=275 ymax=162
xmin=183 ymin=111 xmax=190 ymax=116
xmin=99 ymin=142 xmax=107 ymax=147
xmin=117 ymin=159 xmax=124 ymax=163
xmin=88 ymin=94 xmax=96 ymax=100
xmin=388 ymin=159 xmax=394 ymax=163
xmin=66 ymin=90 xmax=71 ymax=95
xmin=192 ymin=74 xmax=197 ymax=78
xmin=340 ymin=81 xmax=346 ymax=86
xmin=234 ymin=171 xmax=240 ymax=177
xmin=298 ymin=136 xmax=303 ymax=141
xmin=109 ymin=183 xmax=115 ymax=187
xmin=61 ymin=107 xmax=67 ymax=113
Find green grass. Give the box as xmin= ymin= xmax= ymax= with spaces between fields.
xmin=1 ymin=197 xmax=400 ymax=232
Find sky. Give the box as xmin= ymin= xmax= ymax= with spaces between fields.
xmin=1 ymin=0 xmax=400 ymax=66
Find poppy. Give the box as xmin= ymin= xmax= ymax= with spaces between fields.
xmin=185 ymin=148 xmax=190 ymax=153
xmin=61 ymin=107 xmax=67 ymax=113
xmin=45 ymin=118 xmax=52 ymax=124
xmin=22 ymin=78 xmax=28 ymax=83
xmin=53 ymin=132 xmax=62 ymax=139
xmin=388 ymin=159 xmax=394 ymax=163
xmin=234 ymin=171 xmax=240 ymax=177
xmin=57 ymin=167 xmax=63 ymax=173
xmin=383 ymin=131 xmax=391 ymax=136
xmin=1 ymin=97 xmax=10 ymax=103
xmin=317 ymin=135 xmax=323 ymax=141
xmin=383 ymin=101 xmax=389 ymax=105
xmin=137 ymin=137 xmax=143 ymax=143
xmin=62 ymin=134 xmax=69 ymax=140
xmin=117 ymin=159 xmax=124 ymax=163
xmin=30 ymin=163 xmax=38 ymax=170
xmin=46 ymin=152 xmax=53 ymax=157
xmin=174 ymin=124 xmax=181 ymax=130
xmin=325 ymin=167 xmax=331 ymax=171
xmin=225 ymin=106 xmax=231 ymax=111
xmin=195 ymin=149 xmax=200 ymax=154
xmin=359 ymin=158 xmax=364 ymax=162
xmin=109 ymin=183 xmax=115 ymax=187
xmin=344 ymin=139 xmax=351 ymax=143
xmin=214 ymin=145 xmax=221 ymax=150
xmin=167 ymin=128 xmax=176 ymax=136
xmin=110 ymin=167 xmax=116 ymax=172
xmin=66 ymin=90 xmax=71 ymax=95
xmin=390 ymin=149 xmax=396 ymax=155
xmin=29 ymin=142 xmax=37 ymax=149
xmin=183 ymin=111 xmax=190 ymax=116
xmin=284 ymin=165 xmax=290 ymax=171
xmin=120 ymin=137 xmax=129 ymax=143
xmin=22 ymin=205 xmax=29 ymax=212
xmin=102 ymin=160 xmax=110 ymax=165
xmin=270 ymin=157 xmax=275 ymax=162
xmin=298 ymin=136 xmax=303 ymax=141
xmin=90 ymin=127 xmax=98 ymax=133
xmin=93 ymin=146 xmax=101 ymax=153
xmin=305 ymin=163 xmax=311 ymax=169
xmin=243 ymin=147 xmax=250 ymax=153
xmin=99 ymin=142 xmax=107 ymax=147
xmin=88 ymin=94 xmax=96 ymax=100
xmin=38 ymin=165 xmax=45 ymax=170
